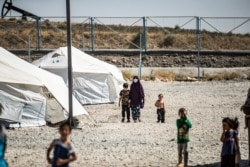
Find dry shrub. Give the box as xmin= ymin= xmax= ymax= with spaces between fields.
xmin=121 ymin=70 xmax=133 ymax=81
xmin=121 ymin=70 xmax=247 ymax=82
xmin=141 ymin=75 xmax=151 ymax=81
xmin=151 ymin=70 xmax=176 ymax=82
xmin=226 ymin=72 xmax=241 ymax=80
xmin=175 ymin=74 xmax=188 ymax=81
xmin=162 ymin=34 xmax=175 ymax=47
xmin=20 ymin=29 xmax=34 ymax=36
xmin=73 ymin=33 xmax=82 ymax=41
xmin=129 ymin=32 xmax=145 ymax=49
xmin=203 ymin=72 xmax=242 ymax=81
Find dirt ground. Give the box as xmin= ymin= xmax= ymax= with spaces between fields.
xmin=5 ymin=80 xmax=250 ymax=167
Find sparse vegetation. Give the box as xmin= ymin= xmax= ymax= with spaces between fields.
xmin=162 ymin=34 xmax=175 ymax=47
xmin=202 ymin=72 xmax=244 ymax=81
xmin=151 ymin=70 xmax=176 ymax=81
xmin=121 ymin=70 xmax=133 ymax=81
xmin=0 ymin=18 xmax=249 ymax=81
xmin=0 ymin=19 xmax=249 ymax=50
xmin=122 ymin=69 xmax=250 ymax=82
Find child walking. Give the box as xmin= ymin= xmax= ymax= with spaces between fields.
xmin=119 ymin=83 xmax=130 ymax=122
xmin=155 ymin=93 xmax=165 ymax=123
xmin=220 ymin=117 xmax=240 ymax=167
xmin=176 ymin=108 xmax=192 ymax=167
xmin=47 ymin=122 xmax=77 ymax=167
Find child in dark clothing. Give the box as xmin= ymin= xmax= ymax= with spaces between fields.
xmin=119 ymin=83 xmax=130 ymax=122
xmin=220 ymin=117 xmax=239 ymax=167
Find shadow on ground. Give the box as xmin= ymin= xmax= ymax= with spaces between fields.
xmin=190 ymin=160 xmax=249 ymax=167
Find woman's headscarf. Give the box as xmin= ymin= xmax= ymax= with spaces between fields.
xmin=129 ymin=76 xmax=144 ymax=106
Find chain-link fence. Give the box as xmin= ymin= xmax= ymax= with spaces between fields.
xmin=1 ymin=16 xmax=250 ymax=51
xmin=200 ymin=17 xmax=250 ymax=50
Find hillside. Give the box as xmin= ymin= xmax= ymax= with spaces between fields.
xmin=0 ymin=18 xmax=250 ymax=68
xmin=1 ymin=18 xmax=250 ymax=50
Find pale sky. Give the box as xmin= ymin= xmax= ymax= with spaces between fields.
xmin=1 ymin=0 xmax=249 ymax=18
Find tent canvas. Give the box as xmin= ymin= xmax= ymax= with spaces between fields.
xmin=0 ymin=84 xmax=46 ymax=127
xmin=33 ymin=46 xmax=125 ymax=105
xmin=0 ymin=47 xmax=88 ymax=127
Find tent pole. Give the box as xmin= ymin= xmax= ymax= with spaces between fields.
xmin=66 ymin=0 xmax=74 ymax=127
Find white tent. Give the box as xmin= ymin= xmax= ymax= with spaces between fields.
xmin=33 ymin=46 xmax=125 ymax=105
xmin=0 ymin=47 xmax=88 ymax=127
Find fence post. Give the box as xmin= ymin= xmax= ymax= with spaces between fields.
xmin=36 ymin=17 xmax=41 ymax=50
xmin=196 ymin=16 xmax=201 ymax=80
xmin=138 ymin=33 xmax=142 ymax=79
xmin=143 ymin=16 xmax=147 ymax=52
xmin=82 ymin=35 xmax=85 ymax=51
xmin=28 ymin=35 xmax=30 ymax=62
xmin=90 ymin=17 xmax=95 ymax=51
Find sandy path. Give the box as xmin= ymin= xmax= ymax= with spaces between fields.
xmin=5 ymin=81 xmax=250 ymax=167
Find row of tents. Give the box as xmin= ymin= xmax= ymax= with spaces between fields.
xmin=0 ymin=46 xmax=124 ymax=127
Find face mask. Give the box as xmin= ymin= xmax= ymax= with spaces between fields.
xmin=133 ymin=78 xmax=138 ymax=83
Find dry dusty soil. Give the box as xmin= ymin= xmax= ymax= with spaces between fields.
xmin=5 ymin=80 xmax=250 ymax=167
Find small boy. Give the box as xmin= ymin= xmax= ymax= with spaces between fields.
xmin=47 ymin=122 xmax=77 ymax=167
xmin=119 ymin=83 xmax=130 ymax=122
xmin=176 ymin=108 xmax=192 ymax=167
xmin=155 ymin=93 xmax=165 ymax=123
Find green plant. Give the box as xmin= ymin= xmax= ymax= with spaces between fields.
xmin=73 ymin=117 xmax=80 ymax=127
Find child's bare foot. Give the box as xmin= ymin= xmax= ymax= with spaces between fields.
xmin=176 ymin=163 xmax=183 ymax=167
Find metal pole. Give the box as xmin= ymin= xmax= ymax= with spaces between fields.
xmin=66 ymin=0 xmax=73 ymax=126
xmin=138 ymin=34 xmax=142 ymax=79
xmin=143 ymin=16 xmax=147 ymax=52
xmin=82 ymin=35 xmax=85 ymax=51
xmin=36 ymin=17 xmax=41 ymax=50
xmin=90 ymin=17 xmax=95 ymax=51
xmin=28 ymin=35 xmax=30 ymax=62
xmin=196 ymin=16 xmax=201 ymax=80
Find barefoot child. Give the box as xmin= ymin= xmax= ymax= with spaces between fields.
xmin=220 ymin=117 xmax=239 ymax=167
xmin=47 ymin=122 xmax=77 ymax=167
xmin=176 ymin=108 xmax=192 ymax=167
xmin=155 ymin=93 xmax=165 ymax=123
xmin=119 ymin=83 xmax=130 ymax=122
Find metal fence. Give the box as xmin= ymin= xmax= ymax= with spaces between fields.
xmin=1 ymin=16 xmax=250 ymax=51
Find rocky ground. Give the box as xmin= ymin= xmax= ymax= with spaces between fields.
xmin=5 ymin=81 xmax=250 ymax=167
xmin=94 ymin=54 xmax=250 ymax=68
xmin=20 ymin=52 xmax=250 ymax=68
